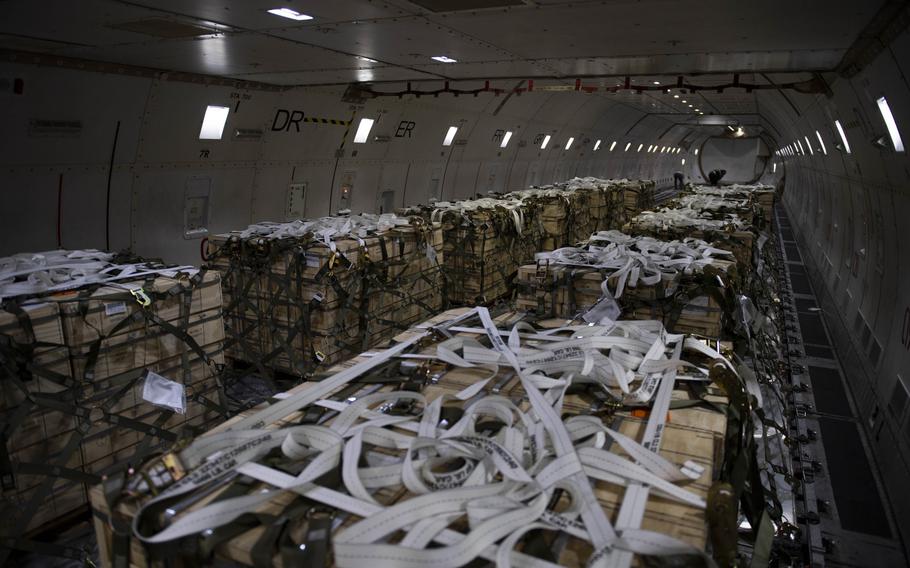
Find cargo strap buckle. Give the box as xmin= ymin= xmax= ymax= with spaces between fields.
xmin=130 ymin=288 xmax=152 ymax=307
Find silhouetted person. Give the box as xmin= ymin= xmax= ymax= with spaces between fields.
xmin=673 ymin=171 xmax=685 ymax=190
xmin=708 ymin=169 xmax=726 ymax=186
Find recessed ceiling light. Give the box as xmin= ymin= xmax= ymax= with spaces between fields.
xmin=694 ymin=108 xmax=700 ymax=111
xmin=565 ymin=137 xmax=574 ymax=150
xmin=804 ymin=135 xmax=814 ymax=155
xmin=357 ymin=55 xmax=378 ymax=63
xmin=609 ymin=140 xmax=617 ymax=151
xmin=353 ymin=118 xmax=374 ymax=144
xmin=637 ymin=143 xmax=643 ymax=152
xmin=267 ymin=8 xmax=314 ymax=21
xmin=624 ymin=142 xmax=631 ymax=151
xmin=876 ymin=96 xmax=905 ymax=152
xmin=834 ymin=119 xmax=851 ymax=153
xmin=688 ymin=104 xmax=693 ymax=108
xmin=199 ymin=105 xmax=230 ymax=140
xmin=442 ymin=126 xmax=458 ymax=146
xmin=593 ymin=140 xmax=602 ymax=151
xmin=500 ymin=130 xmax=513 ymax=148
xmin=673 ymin=95 xmax=679 ymax=99
xmin=816 ymin=130 xmax=827 ymax=155
xmin=653 ymin=81 xmax=661 ymax=85
xmin=431 ymin=55 xmax=457 ymax=63
xmin=681 ymin=100 xmax=687 ymax=103
xmin=541 ymin=135 xmax=551 ymax=149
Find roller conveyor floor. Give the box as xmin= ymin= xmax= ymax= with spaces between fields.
xmin=775 ymin=206 xmax=908 ymax=568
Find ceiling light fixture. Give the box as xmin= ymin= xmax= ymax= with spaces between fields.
xmin=357 ymin=55 xmax=378 ymax=63
xmin=625 ymin=142 xmax=631 ymax=151
xmin=804 ymin=135 xmax=814 ymax=155
xmin=593 ymin=139 xmax=602 ymax=151
xmin=609 ymin=140 xmax=617 ymax=151
xmin=565 ymin=137 xmax=574 ymax=150
xmin=267 ymin=8 xmax=314 ymax=20
xmin=816 ymin=130 xmax=827 ymax=155
xmin=199 ymin=105 xmax=230 ymax=140
xmin=500 ymin=131 xmax=513 ymax=148
xmin=673 ymin=94 xmax=680 ymax=99
xmin=541 ymin=135 xmax=551 ymax=149
xmin=637 ymin=143 xmax=643 ymax=152
xmin=834 ymin=120 xmax=851 ymax=153
xmin=442 ymin=126 xmax=458 ymax=146
xmin=876 ymin=96 xmax=905 ymax=152
xmin=353 ymin=118 xmax=375 ymax=144
xmin=653 ymin=81 xmax=661 ymax=85
xmin=431 ymin=55 xmax=457 ymax=63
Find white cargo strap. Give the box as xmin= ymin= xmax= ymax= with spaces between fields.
xmin=0 ymin=248 xmax=199 ymax=301
xmin=533 ymin=230 xmax=732 ymax=299
xmin=130 ymin=308 xmax=725 ymax=567
xmin=235 ymin=212 xmax=410 ymax=242
xmin=632 ymin=207 xmax=746 ymax=232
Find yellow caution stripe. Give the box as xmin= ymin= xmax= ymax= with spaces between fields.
xmin=301 ymin=117 xmax=352 ymax=125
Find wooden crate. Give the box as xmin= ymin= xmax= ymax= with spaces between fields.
xmin=625 ymin=214 xmax=755 ymax=272
xmin=1 ymin=270 xmax=227 ymax=539
xmin=207 ymin=219 xmax=444 ymax=374
xmin=91 ymin=308 xmax=731 ymax=568
xmin=515 ymin=259 xmax=733 ymax=338
xmin=1 ymin=301 xmax=84 ymax=534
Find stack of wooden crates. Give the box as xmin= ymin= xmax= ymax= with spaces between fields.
xmin=403 ymin=177 xmax=637 ymax=305
xmin=89 ymin=307 xmax=731 ymax=567
xmin=515 ymin=233 xmax=737 ymax=338
xmin=206 ymin=216 xmax=444 ymax=375
xmin=1 ymin=260 xmax=226 ymax=545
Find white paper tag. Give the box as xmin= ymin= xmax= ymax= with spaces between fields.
xmin=105 ymin=301 xmax=127 ymax=316
xmin=141 ymin=371 xmax=186 ymax=414
xmin=425 ymin=243 xmax=438 ymax=263
xmin=583 ymin=291 xmax=621 ymax=326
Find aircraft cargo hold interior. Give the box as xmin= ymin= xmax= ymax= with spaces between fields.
xmin=0 ymin=1 xmax=909 ymax=567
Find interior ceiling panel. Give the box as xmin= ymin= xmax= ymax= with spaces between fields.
xmin=126 ymin=0 xmax=413 ymax=31
xmin=405 ymin=0 xmax=526 ymax=12
xmin=270 ymin=17 xmax=517 ymax=67
xmin=543 ymin=51 xmax=845 ymax=77
xmin=426 ymin=0 xmax=879 ymax=59
xmin=59 ymin=33 xmax=364 ymax=77
xmin=0 ymin=0 xmax=887 ymax=86
xmin=228 ymin=66 xmax=441 ymax=86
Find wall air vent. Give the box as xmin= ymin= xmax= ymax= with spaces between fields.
xmin=407 ymin=0 xmax=525 ymax=12
xmin=110 ymin=18 xmax=217 ymax=38
xmin=28 ymin=119 xmax=81 ymax=137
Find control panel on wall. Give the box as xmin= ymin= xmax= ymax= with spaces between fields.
xmin=183 ymin=177 xmax=211 ymax=239
xmin=338 ymin=171 xmax=355 ymax=213
xmin=286 ymin=182 xmax=307 ymax=220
